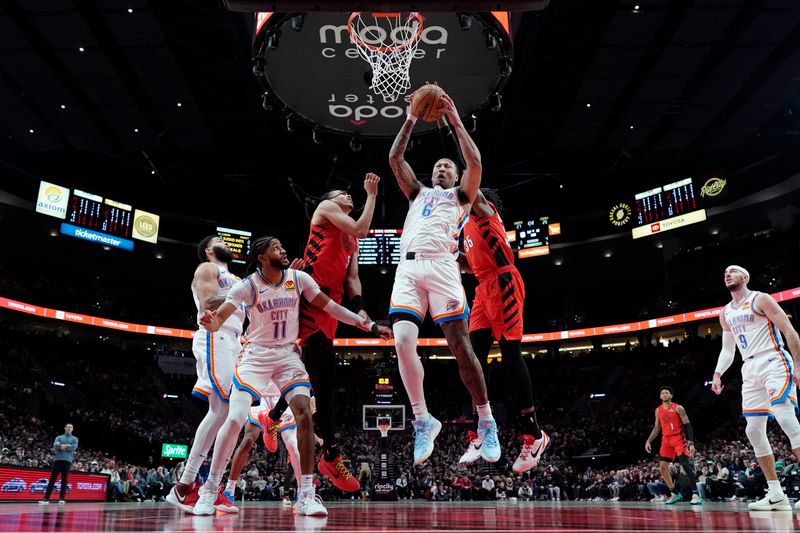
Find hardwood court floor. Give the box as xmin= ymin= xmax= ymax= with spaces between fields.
xmin=0 ymin=500 xmax=798 ymax=532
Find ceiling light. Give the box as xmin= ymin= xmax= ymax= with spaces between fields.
xmin=151 ymin=170 xmax=155 ymax=174
xmin=79 ymin=47 xmax=85 ymax=52
xmin=49 ymin=230 xmax=58 ymax=237
xmin=134 ymin=128 xmax=139 ymax=133
xmin=60 ymin=104 xmax=66 ymax=109
xmin=128 ymin=8 xmax=133 ymax=13
xmin=604 ymin=251 xmax=612 ymax=258
xmin=176 ymin=102 xmax=182 ymax=107
xmin=155 ymin=253 xmax=164 ymax=259
xmin=629 ymin=125 xmax=634 ymax=130
xmin=29 ymin=129 xmax=34 ymax=133
xmin=585 ymin=103 xmax=591 ymax=108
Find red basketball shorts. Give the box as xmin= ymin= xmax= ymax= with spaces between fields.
xmin=469 ymin=267 xmax=525 ymax=342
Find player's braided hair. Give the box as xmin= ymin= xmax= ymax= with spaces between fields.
xmin=197 ymin=235 xmax=217 ymax=263
xmin=480 ymin=188 xmax=504 ymax=216
xmin=247 ymin=236 xmax=277 ymax=275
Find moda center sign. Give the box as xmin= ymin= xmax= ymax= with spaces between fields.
xmin=252 ymin=12 xmax=513 ymax=136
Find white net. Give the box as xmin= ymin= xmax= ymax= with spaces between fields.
xmin=348 ymin=12 xmax=423 ymax=102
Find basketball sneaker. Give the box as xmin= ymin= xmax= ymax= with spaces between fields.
xmin=459 ymin=430 xmax=482 ymax=465
xmin=294 ymin=492 xmax=328 ymax=516
xmin=690 ymin=494 xmax=702 ymax=505
xmin=258 ymin=411 xmax=280 ymax=453
xmin=318 ymin=454 xmax=360 ymax=492
xmin=477 ymin=419 xmax=501 ymax=463
xmin=166 ymin=482 xmax=200 ymax=513
xmin=192 ymin=485 xmax=217 ymax=516
xmin=665 ymin=493 xmax=682 ymax=505
xmin=282 ymin=496 xmax=293 ymax=508
xmin=412 ymin=415 xmax=442 ymax=465
xmin=748 ymin=493 xmax=792 ymax=511
xmin=215 ymin=488 xmax=239 ymax=513
xmin=513 ymin=431 xmax=550 ymax=474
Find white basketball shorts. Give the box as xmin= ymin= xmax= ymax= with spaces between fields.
xmin=741 ymin=351 xmax=797 ymax=417
xmin=389 ymin=258 xmax=469 ymax=325
xmin=233 ymin=343 xmax=312 ymax=405
xmin=192 ymin=328 xmax=241 ymax=403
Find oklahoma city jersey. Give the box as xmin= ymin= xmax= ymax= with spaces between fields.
xmin=723 ymin=291 xmax=787 ymax=360
xmin=400 ymin=185 xmax=469 ymax=256
xmin=225 ymin=268 xmax=321 ymax=347
xmin=192 ymin=264 xmax=244 ymax=333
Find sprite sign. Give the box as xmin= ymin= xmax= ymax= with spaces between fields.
xmin=161 ymin=443 xmax=188 ymax=459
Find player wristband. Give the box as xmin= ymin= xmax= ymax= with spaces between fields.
xmin=370 ymin=322 xmax=379 ymax=335
xmin=349 ymin=295 xmax=365 ymax=314
xmin=684 ymin=423 xmax=694 ymax=442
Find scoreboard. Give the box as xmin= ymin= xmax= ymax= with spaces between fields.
xmin=216 ymin=227 xmax=252 ymax=264
xmin=634 ymin=177 xmax=699 ymax=226
xmin=67 ymin=190 xmax=133 ymax=239
xmin=514 ymin=217 xmax=560 ymax=259
xmin=632 ymin=177 xmax=707 ymax=239
xmin=358 ymin=229 xmax=402 ymax=266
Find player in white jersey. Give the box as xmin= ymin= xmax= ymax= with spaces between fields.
xmin=193 ymin=236 xmax=391 ymax=517
xmin=712 ymin=265 xmax=800 ymax=511
xmin=167 ymin=236 xmax=243 ymax=514
xmin=388 ymin=89 xmax=500 ymax=465
xmin=224 ymin=384 xmax=319 ymax=506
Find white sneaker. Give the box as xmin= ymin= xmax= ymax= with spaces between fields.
xmin=513 ymin=431 xmax=550 ymax=473
xmin=38 ymin=501 xmax=49 ymax=505
xmin=748 ymin=493 xmax=792 ymax=511
xmin=294 ymin=492 xmax=328 ymax=516
xmin=459 ymin=430 xmax=482 ymax=465
xmin=412 ymin=415 xmax=442 ymax=465
xmin=282 ymin=497 xmax=293 ymax=508
xmin=192 ymin=486 xmax=217 ymax=516
xmin=796 ymin=499 xmax=800 ymax=510
xmin=58 ymin=500 xmax=65 ymax=505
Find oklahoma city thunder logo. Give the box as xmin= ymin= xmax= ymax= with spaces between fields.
xmin=445 ymin=299 xmax=460 ymax=312
xmin=285 ymin=280 xmax=295 ymax=290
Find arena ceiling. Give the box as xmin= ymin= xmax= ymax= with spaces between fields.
xmin=1 ymin=0 xmax=800 ymax=235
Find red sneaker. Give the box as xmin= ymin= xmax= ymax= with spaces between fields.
xmin=258 ymin=410 xmax=279 ymax=453
xmin=318 ymin=454 xmax=360 ymax=492
xmin=166 ymin=482 xmax=199 ymax=513
xmin=214 ymin=487 xmax=239 ymax=513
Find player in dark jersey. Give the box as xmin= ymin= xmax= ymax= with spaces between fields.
xmin=266 ymin=173 xmax=381 ymax=492
xmin=644 ymin=386 xmax=701 ymax=505
xmin=456 ymin=188 xmax=549 ymax=473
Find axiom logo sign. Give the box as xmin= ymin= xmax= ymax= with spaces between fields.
xmin=36 ymin=180 xmax=70 ymax=219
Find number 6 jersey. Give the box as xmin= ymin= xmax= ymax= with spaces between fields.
xmin=400 ymin=185 xmax=469 ymax=257
xmin=225 ymin=268 xmax=321 ymax=348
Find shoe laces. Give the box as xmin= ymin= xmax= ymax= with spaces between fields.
xmin=300 ymin=492 xmax=324 ymax=506
xmin=333 ymin=456 xmax=353 ymax=479
xmin=478 ymin=421 xmax=498 ymax=447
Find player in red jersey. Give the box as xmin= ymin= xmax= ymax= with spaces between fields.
xmin=266 ymin=173 xmax=381 ymax=492
xmin=644 ymin=386 xmax=701 ymax=505
xmin=456 ymin=188 xmax=549 ymax=473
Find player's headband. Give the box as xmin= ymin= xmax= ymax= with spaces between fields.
xmin=725 ymin=265 xmax=750 ymax=278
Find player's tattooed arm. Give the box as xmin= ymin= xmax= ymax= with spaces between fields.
xmin=205 ymin=294 xmax=226 ymax=311
xmin=389 ymin=119 xmax=421 ymax=201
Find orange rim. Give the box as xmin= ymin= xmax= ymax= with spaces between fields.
xmin=348 ymin=12 xmax=424 ymax=54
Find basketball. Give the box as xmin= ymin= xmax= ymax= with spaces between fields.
xmin=410 ymin=84 xmax=445 ymax=122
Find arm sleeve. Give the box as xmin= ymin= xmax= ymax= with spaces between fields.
xmin=322 ymin=299 xmax=368 ymax=328
xmin=714 ymin=331 xmax=736 ymax=375
xmin=295 ymin=271 xmax=322 ymax=302
xmin=225 ymin=279 xmax=253 ymax=308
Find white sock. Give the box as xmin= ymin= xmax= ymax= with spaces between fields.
xmin=767 ymin=479 xmax=784 ymax=497
xmin=476 ymin=402 xmax=493 ymax=420
xmin=300 ymin=474 xmax=314 ymax=495
xmin=225 ymin=479 xmax=237 ymax=493
xmin=180 ymin=396 xmax=228 ymax=485
xmin=394 ymin=321 xmax=428 ymax=420
xmin=206 ymin=472 xmax=223 ymax=493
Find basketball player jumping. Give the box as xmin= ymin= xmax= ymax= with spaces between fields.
xmin=193 ymin=237 xmax=391 ymax=516
xmin=644 ymin=386 xmax=702 ymax=505
xmin=712 ymin=265 xmax=800 ymax=511
xmin=265 ymin=173 xmax=381 ymax=492
xmin=166 ymin=236 xmax=242 ymax=513
xmin=388 ymin=90 xmax=500 ymax=465
xmin=457 ymin=188 xmax=549 ymax=473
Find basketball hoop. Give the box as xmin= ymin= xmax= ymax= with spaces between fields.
xmin=348 ymin=12 xmax=424 ymax=102
xmin=377 ymin=416 xmax=392 ymax=437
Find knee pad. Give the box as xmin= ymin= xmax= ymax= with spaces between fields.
xmin=772 ymin=401 xmax=800 ymax=449
xmin=744 ymin=416 xmax=772 ymax=457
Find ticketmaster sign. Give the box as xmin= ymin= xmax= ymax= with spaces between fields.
xmin=161 ymin=443 xmax=188 ymax=459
